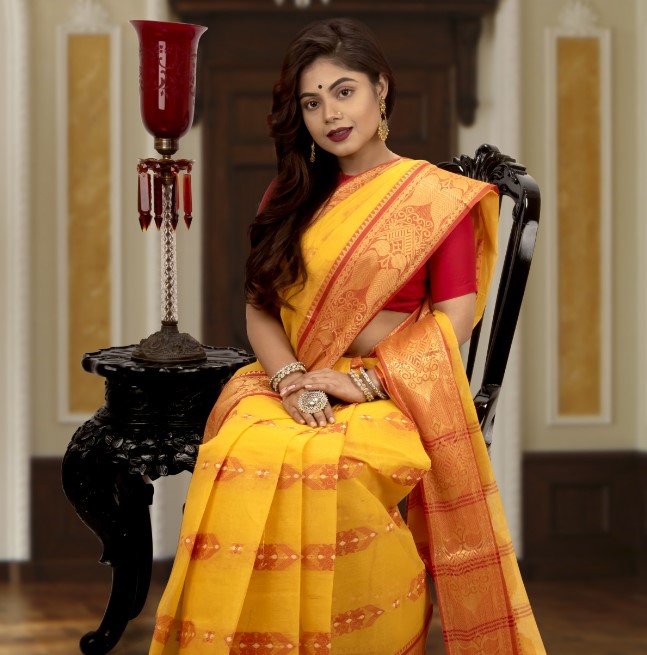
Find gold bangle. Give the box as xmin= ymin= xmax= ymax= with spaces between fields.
xmin=358 ymin=367 xmax=388 ymax=400
xmin=348 ymin=369 xmax=375 ymax=402
xmin=269 ymin=361 xmax=306 ymax=392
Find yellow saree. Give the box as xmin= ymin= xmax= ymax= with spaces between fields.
xmin=149 ymin=158 xmax=545 ymax=654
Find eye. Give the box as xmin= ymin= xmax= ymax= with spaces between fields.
xmin=303 ymin=99 xmax=319 ymax=111
xmin=338 ymin=87 xmax=353 ymax=98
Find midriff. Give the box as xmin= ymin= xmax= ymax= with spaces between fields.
xmin=344 ymin=309 xmax=412 ymax=357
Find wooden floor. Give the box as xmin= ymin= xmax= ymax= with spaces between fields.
xmin=0 ymin=576 xmax=645 ymax=654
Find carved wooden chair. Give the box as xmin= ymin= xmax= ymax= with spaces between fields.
xmin=438 ymin=144 xmax=541 ymax=449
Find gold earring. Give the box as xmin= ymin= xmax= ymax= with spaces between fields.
xmin=310 ymin=141 xmax=316 ymax=163
xmin=377 ymin=97 xmax=389 ymax=142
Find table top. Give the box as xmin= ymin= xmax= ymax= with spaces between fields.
xmin=82 ymin=344 xmax=256 ymax=381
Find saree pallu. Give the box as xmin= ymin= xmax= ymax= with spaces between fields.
xmin=149 ymin=158 xmax=546 ymax=654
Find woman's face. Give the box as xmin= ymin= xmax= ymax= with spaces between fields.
xmin=298 ymin=57 xmax=388 ymax=171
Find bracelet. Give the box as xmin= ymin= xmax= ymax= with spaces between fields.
xmin=358 ymin=367 xmax=389 ymax=400
xmin=348 ymin=369 xmax=375 ymax=402
xmin=269 ymin=361 xmax=306 ymax=392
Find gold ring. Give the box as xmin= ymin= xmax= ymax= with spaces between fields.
xmin=297 ymin=390 xmax=328 ymax=414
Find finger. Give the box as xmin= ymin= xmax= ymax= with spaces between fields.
xmin=302 ymin=411 xmax=318 ymax=427
xmin=323 ymin=404 xmax=335 ymax=423
xmin=288 ymin=397 xmax=318 ymax=427
xmin=282 ymin=399 xmax=306 ymax=424
xmin=290 ymin=409 xmax=307 ymax=424
xmin=303 ymin=382 xmax=336 ymax=394
xmin=280 ymin=385 xmax=298 ymax=398
xmin=315 ymin=407 xmax=336 ymax=426
xmin=311 ymin=410 xmax=328 ymax=427
xmin=282 ymin=379 xmax=313 ymax=394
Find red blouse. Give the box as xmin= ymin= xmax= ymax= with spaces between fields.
xmin=258 ymin=176 xmax=477 ymax=312
xmin=383 ymin=212 xmax=477 ymax=311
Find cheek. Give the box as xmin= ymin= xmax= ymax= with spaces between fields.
xmin=351 ymin=102 xmax=375 ymax=131
xmin=364 ymin=102 xmax=379 ymax=124
xmin=301 ymin=111 xmax=316 ymax=135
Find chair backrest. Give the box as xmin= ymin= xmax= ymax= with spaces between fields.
xmin=437 ymin=144 xmax=541 ymax=448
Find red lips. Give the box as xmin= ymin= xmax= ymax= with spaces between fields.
xmin=327 ymin=127 xmax=352 ymax=142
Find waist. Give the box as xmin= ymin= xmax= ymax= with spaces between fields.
xmin=343 ymin=309 xmax=413 ymax=357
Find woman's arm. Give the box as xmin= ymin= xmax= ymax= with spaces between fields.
xmin=246 ymin=303 xmax=337 ymax=426
xmin=246 ymin=303 xmax=300 ymax=376
xmin=432 ymin=292 xmax=476 ymax=345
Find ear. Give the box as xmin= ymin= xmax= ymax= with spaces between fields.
xmin=376 ymin=74 xmax=389 ymax=100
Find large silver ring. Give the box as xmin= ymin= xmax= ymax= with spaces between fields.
xmin=297 ymin=390 xmax=328 ymax=414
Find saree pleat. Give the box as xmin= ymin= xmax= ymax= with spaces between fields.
xmin=151 ymin=367 xmax=433 ymax=654
xmin=150 ymin=158 xmax=545 ymax=654
xmin=154 ymin=407 xmax=296 ymax=649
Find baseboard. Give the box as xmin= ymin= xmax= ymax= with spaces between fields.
xmin=0 ymin=559 xmax=173 ymax=585
xmin=523 ymin=451 xmax=647 ymax=579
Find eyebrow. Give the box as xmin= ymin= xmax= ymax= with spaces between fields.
xmin=299 ymin=76 xmax=358 ymax=100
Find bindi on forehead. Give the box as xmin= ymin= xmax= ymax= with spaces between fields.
xmin=298 ymin=75 xmax=360 ymax=100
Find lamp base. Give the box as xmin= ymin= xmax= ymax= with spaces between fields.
xmin=131 ymin=322 xmax=207 ymax=364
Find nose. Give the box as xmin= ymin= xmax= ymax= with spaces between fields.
xmin=323 ymin=103 xmax=342 ymax=123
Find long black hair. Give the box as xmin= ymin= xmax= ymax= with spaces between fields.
xmin=244 ymin=18 xmax=396 ymax=314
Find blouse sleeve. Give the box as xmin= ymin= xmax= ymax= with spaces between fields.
xmin=428 ymin=210 xmax=477 ymax=303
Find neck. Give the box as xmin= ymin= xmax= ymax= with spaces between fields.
xmin=337 ymin=140 xmax=398 ymax=176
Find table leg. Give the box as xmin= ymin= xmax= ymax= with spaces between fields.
xmin=62 ymin=411 xmax=155 ymax=654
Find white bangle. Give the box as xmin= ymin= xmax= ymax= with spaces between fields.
xmin=269 ymin=361 xmax=306 ymax=392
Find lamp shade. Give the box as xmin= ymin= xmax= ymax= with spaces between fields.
xmin=131 ymin=20 xmax=207 ymax=140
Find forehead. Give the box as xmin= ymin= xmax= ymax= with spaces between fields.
xmin=299 ymin=58 xmax=368 ymax=92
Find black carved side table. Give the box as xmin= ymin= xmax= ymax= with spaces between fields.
xmin=62 ymin=345 xmax=254 ymax=655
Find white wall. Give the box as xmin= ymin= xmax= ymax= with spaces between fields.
xmin=0 ymin=0 xmax=30 ymax=560
xmin=521 ymin=0 xmax=641 ymax=452
xmin=467 ymin=0 xmax=643 ymax=455
xmin=458 ymin=0 xmax=524 ymax=550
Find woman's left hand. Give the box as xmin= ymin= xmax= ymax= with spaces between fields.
xmin=281 ymin=368 xmax=365 ymax=405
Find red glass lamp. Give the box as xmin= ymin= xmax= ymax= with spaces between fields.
xmin=131 ymin=20 xmax=206 ymax=154
xmin=130 ymin=20 xmax=208 ymax=363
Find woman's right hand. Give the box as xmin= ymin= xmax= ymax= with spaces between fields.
xmin=279 ymin=372 xmax=335 ymax=427
xmin=281 ymin=367 xmax=377 ymax=428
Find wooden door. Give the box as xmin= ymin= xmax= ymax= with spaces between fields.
xmin=202 ymin=69 xmax=278 ymax=348
xmin=172 ymin=0 xmax=498 ymax=349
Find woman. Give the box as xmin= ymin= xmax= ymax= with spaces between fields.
xmin=149 ymin=18 xmax=545 ymax=655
